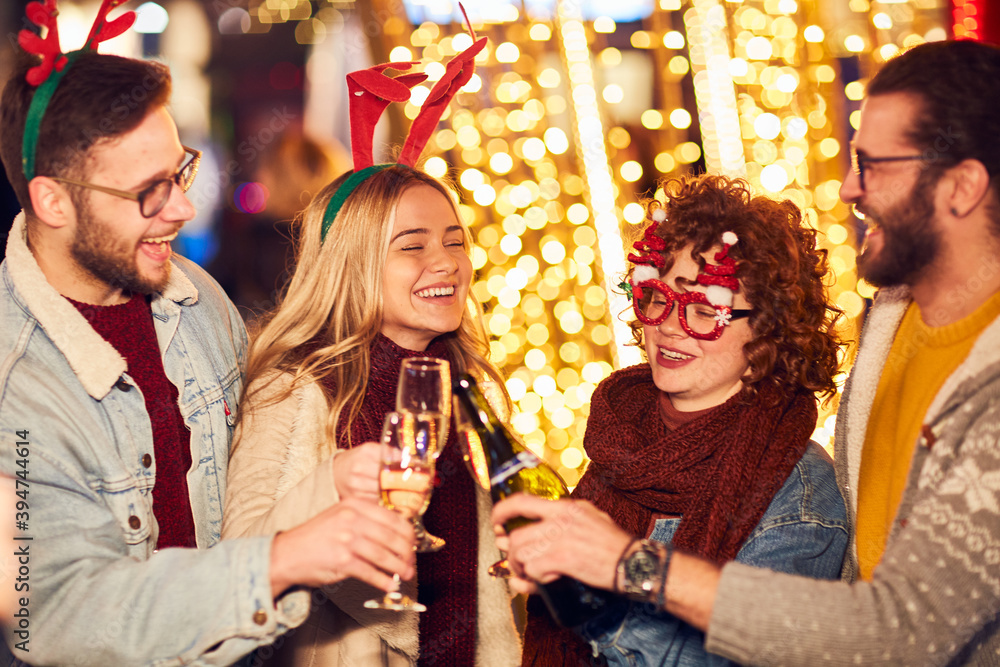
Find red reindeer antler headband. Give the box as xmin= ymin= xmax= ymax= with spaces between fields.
xmin=20 ymin=0 xmax=136 ymax=180
xmin=320 ymin=4 xmax=486 ymax=243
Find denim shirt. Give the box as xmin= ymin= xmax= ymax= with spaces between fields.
xmin=578 ymin=442 xmax=848 ymax=667
xmin=0 ymin=213 xmax=307 ymax=666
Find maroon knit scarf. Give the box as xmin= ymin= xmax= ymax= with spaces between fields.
xmin=523 ymin=364 xmax=817 ymax=666
xmin=323 ymin=334 xmax=478 ymax=666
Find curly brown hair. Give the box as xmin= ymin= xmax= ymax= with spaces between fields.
xmin=625 ymin=174 xmax=844 ymax=401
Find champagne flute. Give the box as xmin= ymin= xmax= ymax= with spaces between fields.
xmin=396 ymin=357 xmax=451 ymax=552
xmin=364 ymin=411 xmax=431 ymax=612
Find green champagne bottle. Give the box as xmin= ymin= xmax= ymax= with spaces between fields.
xmin=452 ymin=374 xmax=610 ymax=627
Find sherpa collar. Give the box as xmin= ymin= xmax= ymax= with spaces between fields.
xmin=840 ymin=285 xmax=909 ymax=506
xmin=4 ymin=211 xmax=198 ymax=399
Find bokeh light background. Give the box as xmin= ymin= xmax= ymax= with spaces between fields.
xmin=238 ymin=0 xmax=962 ymax=484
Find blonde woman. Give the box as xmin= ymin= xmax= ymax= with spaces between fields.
xmin=223 ymin=166 xmax=520 ymax=666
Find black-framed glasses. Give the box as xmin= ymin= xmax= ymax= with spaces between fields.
xmin=850 ymin=147 xmax=924 ymax=192
xmin=50 ymin=146 xmax=201 ymax=218
xmin=632 ymin=279 xmax=753 ymax=341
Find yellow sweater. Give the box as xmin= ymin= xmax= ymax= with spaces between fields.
xmin=855 ymin=290 xmax=1000 ymax=580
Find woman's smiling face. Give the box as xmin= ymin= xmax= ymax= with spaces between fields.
xmin=380 ymin=185 xmax=472 ymax=351
xmin=643 ymin=245 xmax=754 ymax=412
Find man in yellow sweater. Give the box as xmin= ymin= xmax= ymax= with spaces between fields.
xmin=494 ymin=39 xmax=1000 ymax=665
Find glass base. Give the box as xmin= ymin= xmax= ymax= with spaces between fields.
xmin=488 ymin=558 xmax=511 ymax=578
xmin=364 ymin=591 xmax=427 ymax=612
xmin=364 ymin=573 xmax=426 ymax=612
xmin=415 ymin=532 xmax=446 ymax=553
xmin=413 ymin=516 xmax=446 ymax=553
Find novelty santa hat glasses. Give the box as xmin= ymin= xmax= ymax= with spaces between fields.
xmin=19 ymin=0 xmax=137 ymax=180
xmin=624 ymin=206 xmax=751 ymax=340
xmin=320 ymin=5 xmax=486 ymax=243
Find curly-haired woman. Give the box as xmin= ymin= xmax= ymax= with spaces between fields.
xmin=520 ymin=173 xmax=850 ymax=666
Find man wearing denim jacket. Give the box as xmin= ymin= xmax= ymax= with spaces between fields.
xmin=0 ymin=51 xmax=415 ymax=666
xmin=495 ymin=40 xmax=1000 ymax=665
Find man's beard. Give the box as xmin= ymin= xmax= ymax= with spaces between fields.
xmin=856 ymin=170 xmax=941 ymax=288
xmin=70 ymin=203 xmax=170 ymax=296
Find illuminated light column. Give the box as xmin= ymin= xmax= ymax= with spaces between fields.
xmin=684 ymin=0 xmax=745 ymax=177
xmin=557 ymin=2 xmax=641 ymax=368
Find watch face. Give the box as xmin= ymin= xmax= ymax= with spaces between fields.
xmin=625 ymin=548 xmax=659 ymax=590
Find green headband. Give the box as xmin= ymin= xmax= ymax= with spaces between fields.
xmin=21 ymin=50 xmax=83 ymax=180
xmin=320 ymin=163 xmax=398 ymax=243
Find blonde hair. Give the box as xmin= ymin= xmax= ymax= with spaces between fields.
xmin=241 ymin=165 xmax=508 ymax=447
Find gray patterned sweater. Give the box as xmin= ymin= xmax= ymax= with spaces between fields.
xmin=704 ymin=285 xmax=1000 ymax=666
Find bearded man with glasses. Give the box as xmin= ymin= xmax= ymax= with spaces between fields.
xmin=0 ymin=11 xmax=414 ymax=667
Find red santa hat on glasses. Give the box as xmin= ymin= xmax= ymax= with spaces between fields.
xmin=628 ymin=208 xmax=740 ymax=308
xmin=696 ymin=230 xmax=739 ymax=308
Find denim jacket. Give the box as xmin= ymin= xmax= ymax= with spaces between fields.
xmin=579 ymin=442 xmax=848 ymax=667
xmin=0 ymin=213 xmax=308 ymax=666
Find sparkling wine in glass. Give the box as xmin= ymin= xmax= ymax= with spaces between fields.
xmin=396 ymin=357 xmax=451 ymax=552
xmin=364 ymin=411 xmax=431 ymax=612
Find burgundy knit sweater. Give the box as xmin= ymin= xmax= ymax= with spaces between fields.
xmin=69 ymin=294 xmax=196 ymax=549
xmin=325 ymin=334 xmax=478 ymax=665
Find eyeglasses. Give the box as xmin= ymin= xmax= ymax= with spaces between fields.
xmin=50 ymin=146 xmax=202 ymax=218
xmin=850 ymin=147 xmax=924 ymax=192
xmin=633 ymin=279 xmax=753 ymax=341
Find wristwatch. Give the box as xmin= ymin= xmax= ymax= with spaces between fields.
xmin=620 ymin=541 xmax=663 ymax=596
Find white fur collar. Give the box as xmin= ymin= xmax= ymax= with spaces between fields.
xmin=4 ymin=211 xmax=198 ymax=399
xmin=843 ymin=286 xmax=910 ymax=503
